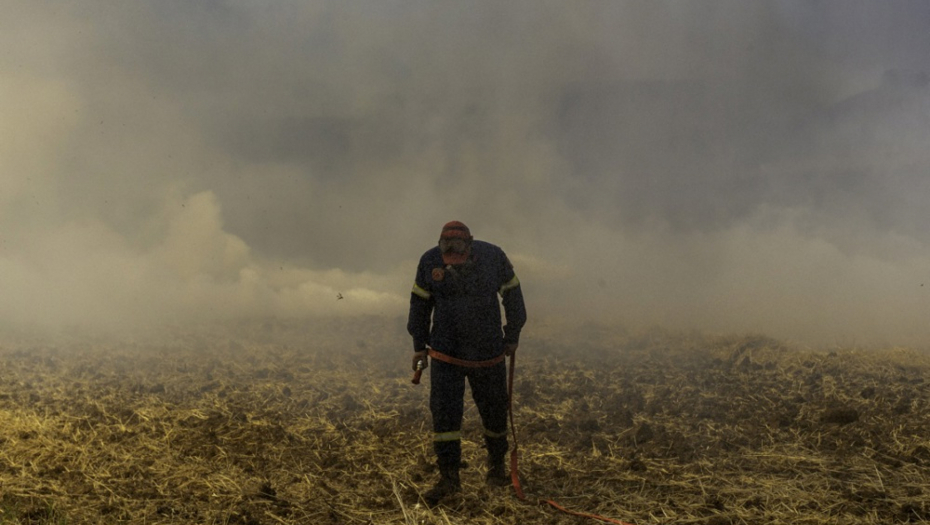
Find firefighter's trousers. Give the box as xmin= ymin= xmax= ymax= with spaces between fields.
xmin=430 ymin=358 xmax=509 ymax=469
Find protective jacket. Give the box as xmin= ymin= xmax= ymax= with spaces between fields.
xmin=407 ymin=240 xmax=526 ymax=360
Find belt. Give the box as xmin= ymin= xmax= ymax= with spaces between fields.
xmin=428 ymin=348 xmax=505 ymax=368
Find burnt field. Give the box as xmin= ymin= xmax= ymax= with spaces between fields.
xmin=1 ymin=319 xmax=929 ymax=524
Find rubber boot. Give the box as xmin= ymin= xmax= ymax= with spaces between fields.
xmin=424 ymin=464 xmax=460 ymax=506
xmin=485 ymin=436 xmax=509 ymax=486
xmin=486 ymin=455 xmax=509 ymax=487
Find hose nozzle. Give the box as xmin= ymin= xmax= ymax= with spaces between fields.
xmin=411 ymin=359 xmax=426 ymax=385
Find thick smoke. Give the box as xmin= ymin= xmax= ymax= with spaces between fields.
xmin=2 ymin=1 xmax=929 ymax=345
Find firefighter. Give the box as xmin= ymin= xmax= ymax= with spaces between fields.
xmin=407 ymin=221 xmax=527 ymax=505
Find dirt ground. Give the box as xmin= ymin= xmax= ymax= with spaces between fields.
xmin=1 ymin=318 xmax=929 ymax=524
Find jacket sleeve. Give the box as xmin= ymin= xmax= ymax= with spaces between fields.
xmin=406 ymin=257 xmax=434 ymax=351
xmin=498 ymin=251 xmax=526 ymax=345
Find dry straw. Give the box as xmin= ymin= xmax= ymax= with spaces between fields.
xmin=0 ymin=320 xmax=928 ymax=524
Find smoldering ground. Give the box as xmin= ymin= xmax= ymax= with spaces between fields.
xmin=2 ymin=1 xmax=930 ymax=346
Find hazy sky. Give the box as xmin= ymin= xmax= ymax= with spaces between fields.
xmin=3 ymin=1 xmax=930 ymax=345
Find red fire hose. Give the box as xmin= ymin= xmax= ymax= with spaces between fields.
xmin=507 ymin=353 xmax=635 ymax=525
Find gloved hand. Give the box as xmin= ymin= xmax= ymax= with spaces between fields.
xmin=504 ymin=343 xmax=518 ymax=357
xmin=412 ymin=350 xmax=429 ymax=372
